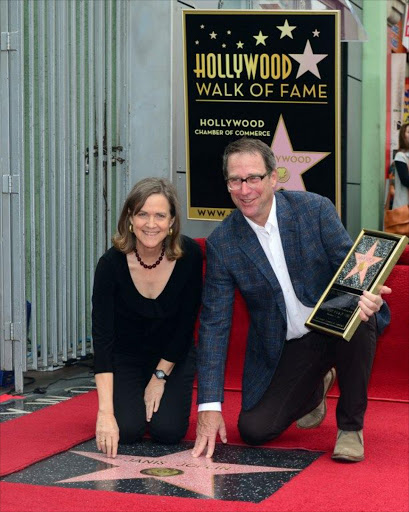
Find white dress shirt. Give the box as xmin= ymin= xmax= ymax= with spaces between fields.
xmin=198 ymin=197 xmax=313 ymax=412
xmin=245 ymin=196 xmax=312 ymax=341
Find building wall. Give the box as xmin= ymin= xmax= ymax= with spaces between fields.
xmin=361 ymin=0 xmax=388 ymax=233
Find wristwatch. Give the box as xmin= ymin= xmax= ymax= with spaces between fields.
xmin=153 ymin=369 xmax=168 ymax=381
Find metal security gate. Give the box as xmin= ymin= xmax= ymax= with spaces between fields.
xmin=0 ymin=0 xmax=26 ymax=393
xmin=0 ymin=0 xmax=129 ymax=392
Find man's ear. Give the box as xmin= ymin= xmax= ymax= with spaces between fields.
xmin=270 ymin=168 xmax=278 ymax=188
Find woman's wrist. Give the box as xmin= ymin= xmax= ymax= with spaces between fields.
xmin=98 ymin=408 xmax=115 ymax=414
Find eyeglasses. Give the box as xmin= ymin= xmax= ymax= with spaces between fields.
xmin=226 ymin=172 xmax=271 ymax=191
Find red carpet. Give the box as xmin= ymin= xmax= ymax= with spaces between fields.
xmin=0 ymin=391 xmax=98 ymax=477
xmin=1 ymin=389 xmax=408 ymax=512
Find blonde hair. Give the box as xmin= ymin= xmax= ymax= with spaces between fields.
xmin=112 ymin=178 xmax=183 ymax=260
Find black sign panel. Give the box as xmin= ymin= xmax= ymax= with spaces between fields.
xmin=183 ymin=10 xmax=340 ymax=220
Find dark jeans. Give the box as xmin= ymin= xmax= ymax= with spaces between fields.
xmin=113 ymin=344 xmax=196 ymax=445
xmin=238 ymin=317 xmax=378 ymax=445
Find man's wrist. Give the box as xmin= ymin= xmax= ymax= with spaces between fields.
xmin=198 ymin=402 xmax=222 ymax=412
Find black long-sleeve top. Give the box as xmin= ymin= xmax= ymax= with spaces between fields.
xmin=92 ymin=235 xmax=203 ymax=373
xmin=395 ymin=160 xmax=409 ymax=187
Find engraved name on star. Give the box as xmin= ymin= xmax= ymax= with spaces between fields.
xmin=271 ymin=115 xmax=330 ymax=191
xmin=277 ymin=19 xmax=296 ymax=39
xmin=289 ymin=40 xmax=328 ymax=78
xmin=344 ymin=241 xmax=383 ymax=285
xmin=59 ymin=449 xmax=300 ymax=498
xmin=253 ymin=30 xmax=268 ymax=46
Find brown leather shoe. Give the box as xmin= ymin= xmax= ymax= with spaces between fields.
xmin=297 ymin=368 xmax=336 ymax=429
xmin=332 ymin=429 xmax=364 ymax=462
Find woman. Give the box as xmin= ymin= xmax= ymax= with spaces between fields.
xmin=393 ymin=123 xmax=409 ymax=209
xmin=92 ymin=178 xmax=203 ymax=458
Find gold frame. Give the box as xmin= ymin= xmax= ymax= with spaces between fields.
xmin=305 ymin=229 xmax=408 ymax=341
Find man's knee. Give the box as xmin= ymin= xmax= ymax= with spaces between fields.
xmin=238 ymin=412 xmax=283 ymax=445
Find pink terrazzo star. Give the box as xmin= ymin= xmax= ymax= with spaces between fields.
xmin=59 ymin=449 xmax=300 ymax=498
xmin=344 ymin=241 xmax=383 ymax=285
xmin=271 ymin=115 xmax=330 ymax=191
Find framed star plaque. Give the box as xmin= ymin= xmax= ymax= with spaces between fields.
xmin=305 ymin=230 xmax=409 ymax=341
xmin=182 ymin=10 xmax=340 ymax=220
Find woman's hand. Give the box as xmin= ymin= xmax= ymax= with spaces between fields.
xmin=144 ymin=376 xmax=166 ymax=422
xmin=96 ymin=411 xmax=119 ymax=458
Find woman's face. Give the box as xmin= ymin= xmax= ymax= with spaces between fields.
xmin=130 ymin=193 xmax=174 ymax=251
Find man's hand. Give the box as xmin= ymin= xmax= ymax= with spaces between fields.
xmin=191 ymin=411 xmax=227 ymax=459
xmin=358 ymin=285 xmax=392 ymax=322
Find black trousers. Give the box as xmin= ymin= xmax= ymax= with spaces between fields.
xmin=238 ymin=317 xmax=378 ymax=445
xmin=112 ymin=345 xmax=196 ymax=445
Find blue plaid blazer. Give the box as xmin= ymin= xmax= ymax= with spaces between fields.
xmin=197 ymin=191 xmax=390 ymax=411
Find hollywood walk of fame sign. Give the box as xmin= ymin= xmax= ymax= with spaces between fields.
xmin=306 ymin=230 xmax=409 ymax=341
xmin=1 ymin=440 xmax=323 ymax=503
xmin=183 ymin=10 xmax=340 ymax=220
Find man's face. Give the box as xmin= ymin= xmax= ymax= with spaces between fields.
xmin=226 ymin=151 xmax=277 ymax=226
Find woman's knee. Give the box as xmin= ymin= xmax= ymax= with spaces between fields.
xmin=117 ymin=418 xmax=145 ymax=445
xmin=118 ymin=426 xmax=145 ymax=445
xmin=149 ymin=420 xmax=188 ymax=444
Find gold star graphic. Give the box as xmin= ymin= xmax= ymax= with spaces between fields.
xmin=209 ymin=31 xmax=217 ymax=39
xmin=237 ymin=41 xmax=244 ymax=49
xmin=200 ymin=25 xmax=205 ymax=29
xmin=277 ymin=19 xmax=296 ymax=39
xmin=195 ymin=40 xmax=199 ymax=45
xmin=312 ymin=29 xmax=320 ymax=37
xmin=222 ymin=43 xmax=226 ymax=48
xmin=344 ymin=241 xmax=383 ymax=285
xmin=227 ymin=30 xmax=231 ymax=35
xmin=253 ymin=30 xmax=268 ymax=46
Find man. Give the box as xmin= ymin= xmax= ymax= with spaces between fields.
xmin=192 ymin=137 xmax=390 ymax=462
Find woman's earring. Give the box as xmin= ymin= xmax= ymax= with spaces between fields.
xmin=169 ymin=227 xmax=173 ymax=236
xmin=129 ymin=223 xmax=133 ymax=233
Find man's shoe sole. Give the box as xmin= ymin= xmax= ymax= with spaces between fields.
xmin=331 ymin=453 xmax=364 ymax=462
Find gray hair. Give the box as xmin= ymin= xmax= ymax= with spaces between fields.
xmin=222 ymin=137 xmax=276 ymax=179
